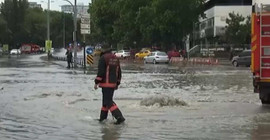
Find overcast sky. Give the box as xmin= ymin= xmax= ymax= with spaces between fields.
xmin=0 ymin=0 xmax=90 ymax=11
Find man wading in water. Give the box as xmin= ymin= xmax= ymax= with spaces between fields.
xmin=94 ymin=47 xmax=125 ymax=124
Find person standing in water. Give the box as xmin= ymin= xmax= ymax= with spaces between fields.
xmin=94 ymin=47 xmax=125 ymax=124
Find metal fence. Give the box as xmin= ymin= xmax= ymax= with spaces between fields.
xmin=188 ymin=44 xmax=250 ymax=58
xmin=52 ymin=56 xmax=85 ymax=66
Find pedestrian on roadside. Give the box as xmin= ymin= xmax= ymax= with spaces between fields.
xmin=94 ymin=47 xmax=125 ymax=125
xmin=181 ymin=49 xmax=187 ymax=60
xmin=65 ymin=49 xmax=73 ymax=68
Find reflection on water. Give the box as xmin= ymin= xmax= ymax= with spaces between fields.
xmin=101 ymin=122 xmax=123 ymax=140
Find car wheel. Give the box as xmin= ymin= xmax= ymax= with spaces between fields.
xmin=153 ymin=59 xmax=156 ymax=64
xmin=233 ymin=61 xmax=238 ymax=67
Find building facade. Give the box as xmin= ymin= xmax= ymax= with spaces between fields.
xmin=61 ymin=4 xmax=89 ymax=18
xmin=194 ymin=0 xmax=252 ymax=46
xmin=29 ymin=2 xmax=42 ymax=9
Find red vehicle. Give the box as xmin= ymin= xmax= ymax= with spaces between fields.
xmin=20 ymin=44 xmax=41 ymax=54
xmin=167 ymin=50 xmax=180 ymax=59
xmin=251 ymin=3 xmax=270 ymax=104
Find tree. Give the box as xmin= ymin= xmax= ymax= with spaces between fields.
xmin=225 ymin=12 xmax=251 ymax=49
xmin=113 ymin=0 xmax=151 ymax=49
xmin=0 ymin=15 xmax=10 ymax=43
xmin=0 ymin=0 xmax=28 ymax=48
xmin=90 ymin=0 xmax=205 ymax=50
xmin=90 ymin=0 xmax=120 ymax=47
xmin=50 ymin=11 xmax=73 ymax=48
xmin=0 ymin=0 xmax=74 ymax=48
xmin=24 ymin=8 xmax=46 ymax=45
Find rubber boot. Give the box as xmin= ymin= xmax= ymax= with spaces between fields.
xmin=111 ymin=108 xmax=125 ymax=124
xmin=99 ymin=110 xmax=108 ymax=122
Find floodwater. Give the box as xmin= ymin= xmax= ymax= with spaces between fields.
xmin=0 ymin=54 xmax=270 ymax=140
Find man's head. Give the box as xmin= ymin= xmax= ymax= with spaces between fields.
xmin=101 ymin=44 xmax=112 ymax=53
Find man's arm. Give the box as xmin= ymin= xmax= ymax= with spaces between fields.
xmin=95 ymin=56 xmax=106 ymax=86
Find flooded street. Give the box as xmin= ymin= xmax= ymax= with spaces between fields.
xmin=0 ymin=54 xmax=270 ymax=140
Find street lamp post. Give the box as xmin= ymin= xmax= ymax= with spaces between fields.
xmin=47 ymin=0 xmax=50 ymax=41
xmin=63 ymin=0 xmax=78 ymax=68
xmin=42 ymin=0 xmax=53 ymax=58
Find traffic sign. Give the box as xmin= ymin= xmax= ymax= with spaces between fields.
xmin=86 ymin=47 xmax=93 ymax=55
xmin=81 ymin=18 xmax=90 ymax=24
xmin=81 ymin=29 xmax=90 ymax=34
xmin=81 ymin=23 xmax=90 ymax=29
xmin=45 ymin=40 xmax=52 ymax=53
xmin=87 ymin=55 xmax=94 ymax=65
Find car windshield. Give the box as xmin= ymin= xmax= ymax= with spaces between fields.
xmin=157 ymin=52 xmax=167 ymax=56
xmin=240 ymin=51 xmax=251 ymax=57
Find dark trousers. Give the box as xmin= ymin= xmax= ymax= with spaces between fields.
xmin=100 ymin=88 xmax=124 ymax=122
xmin=67 ymin=59 xmax=72 ymax=68
xmin=102 ymin=88 xmax=115 ymax=108
xmin=67 ymin=61 xmax=71 ymax=68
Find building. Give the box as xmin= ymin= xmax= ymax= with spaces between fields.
xmin=194 ymin=0 xmax=252 ymax=47
xmin=61 ymin=4 xmax=89 ymax=18
xmin=29 ymin=2 xmax=42 ymax=9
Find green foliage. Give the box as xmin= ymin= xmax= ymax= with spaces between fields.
xmin=24 ymin=8 xmax=46 ymax=45
xmin=50 ymin=11 xmax=73 ymax=48
xmin=90 ymin=0 xmax=120 ymax=47
xmin=0 ymin=0 xmax=74 ymax=48
xmin=90 ymin=0 xmax=205 ymax=50
xmin=225 ymin=12 xmax=251 ymax=48
xmin=0 ymin=0 xmax=29 ymax=48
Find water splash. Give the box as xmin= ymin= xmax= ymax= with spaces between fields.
xmin=140 ymin=95 xmax=187 ymax=107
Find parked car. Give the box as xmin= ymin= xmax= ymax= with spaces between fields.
xmin=10 ymin=49 xmax=21 ymax=55
xmin=112 ymin=50 xmax=117 ymax=54
xmin=135 ymin=50 xmax=151 ymax=58
xmin=232 ymin=50 xmax=251 ymax=67
xmin=144 ymin=51 xmax=169 ymax=64
xmin=115 ymin=50 xmax=130 ymax=58
xmin=167 ymin=50 xmax=180 ymax=59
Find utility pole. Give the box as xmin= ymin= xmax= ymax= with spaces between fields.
xmin=63 ymin=0 xmax=78 ymax=68
xmin=47 ymin=0 xmax=50 ymax=41
xmin=47 ymin=0 xmax=51 ymax=59
xmin=73 ymin=0 xmax=78 ymax=68
xmin=63 ymin=12 xmax=66 ymax=49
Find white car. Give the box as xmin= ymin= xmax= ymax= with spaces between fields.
xmin=10 ymin=49 xmax=21 ymax=55
xmin=115 ymin=50 xmax=130 ymax=58
xmin=144 ymin=51 xmax=169 ymax=64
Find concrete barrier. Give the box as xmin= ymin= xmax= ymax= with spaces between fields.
xmin=170 ymin=57 xmax=219 ymax=65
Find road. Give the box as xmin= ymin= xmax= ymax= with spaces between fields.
xmin=0 ymin=54 xmax=270 ymax=140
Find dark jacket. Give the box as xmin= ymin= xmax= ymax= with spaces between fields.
xmin=66 ymin=50 xmax=73 ymax=62
xmin=95 ymin=51 xmax=122 ymax=88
